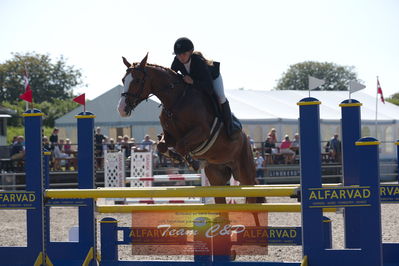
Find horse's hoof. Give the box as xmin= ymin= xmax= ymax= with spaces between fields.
xmin=230 ymin=250 xmax=237 ymax=261
xmin=190 ymin=160 xmax=200 ymax=172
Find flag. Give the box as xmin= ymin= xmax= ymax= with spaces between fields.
xmin=377 ymin=78 xmax=385 ymax=104
xmin=19 ymin=89 xmax=33 ymax=103
xmin=349 ymin=80 xmax=366 ymax=93
xmin=19 ymin=67 xmax=32 ymax=103
xmin=308 ymin=76 xmax=325 ymax=90
xmin=73 ymin=93 xmax=85 ymax=105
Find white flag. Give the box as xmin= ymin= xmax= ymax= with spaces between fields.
xmin=308 ymin=76 xmax=325 ymax=90
xmin=349 ymin=80 xmax=365 ymax=93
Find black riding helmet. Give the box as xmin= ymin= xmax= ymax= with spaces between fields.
xmin=174 ymin=37 xmax=194 ymax=55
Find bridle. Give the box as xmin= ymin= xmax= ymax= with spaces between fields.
xmin=121 ymin=66 xmax=148 ymax=115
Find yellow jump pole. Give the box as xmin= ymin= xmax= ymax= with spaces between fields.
xmin=45 ymin=186 xmax=297 ymax=199
xmin=96 ymin=203 xmax=337 ymax=213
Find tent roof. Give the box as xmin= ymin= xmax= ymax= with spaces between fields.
xmin=56 ymin=87 xmax=399 ymax=126
xmin=225 ymin=90 xmax=398 ymax=121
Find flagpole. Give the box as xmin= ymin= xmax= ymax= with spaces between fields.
xmin=349 ymin=82 xmax=352 ymax=103
xmin=24 ymin=64 xmax=29 ymax=111
xmin=375 ymin=76 xmax=379 ymax=138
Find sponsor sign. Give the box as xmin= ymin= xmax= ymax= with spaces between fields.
xmin=304 ymin=186 xmax=372 ymax=208
xmin=380 ymin=184 xmax=399 ymax=203
xmin=0 ymin=191 xmax=37 ymax=209
xmin=129 ymin=211 xmax=269 ymax=255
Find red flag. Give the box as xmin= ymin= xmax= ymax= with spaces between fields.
xmin=73 ymin=93 xmax=85 ymax=105
xmin=19 ymin=89 xmax=33 ymax=103
xmin=377 ymin=78 xmax=385 ymax=104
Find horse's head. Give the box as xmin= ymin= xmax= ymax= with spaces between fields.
xmin=118 ymin=54 xmax=151 ymax=117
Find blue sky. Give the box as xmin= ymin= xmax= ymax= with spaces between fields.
xmin=1 ymin=0 xmax=398 ymax=100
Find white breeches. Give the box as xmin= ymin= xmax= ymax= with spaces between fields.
xmin=212 ymin=74 xmax=227 ymax=104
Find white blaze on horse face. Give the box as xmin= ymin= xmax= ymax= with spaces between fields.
xmin=117 ymin=73 xmax=134 ymax=117
xmin=117 ymin=97 xmax=128 ymax=117
xmin=123 ymin=73 xmax=134 ymax=93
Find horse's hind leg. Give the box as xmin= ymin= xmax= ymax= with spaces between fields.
xmin=233 ymin=136 xmax=266 ymax=204
xmin=204 ymin=164 xmax=231 ymax=204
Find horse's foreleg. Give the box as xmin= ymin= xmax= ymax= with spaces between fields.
xmin=205 ymin=164 xmax=231 ymax=204
xmin=157 ymin=132 xmax=185 ymax=163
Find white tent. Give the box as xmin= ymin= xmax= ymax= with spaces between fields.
xmin=226 ymin=90 xmax=398 ymax=159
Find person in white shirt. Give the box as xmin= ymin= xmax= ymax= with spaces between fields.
xmin=254 ymin=151 xmax=265 ymax=183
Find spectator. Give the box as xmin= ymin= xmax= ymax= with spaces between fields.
xmin=64 ymin=138 xmax=72 ymax=153
xmin=329 ymin=134 xmax=342 ymax=163
xmin=246 ymin=135 xmax=256 ymax=152
xmin=53 ymin=139 xmax=68 ymax=158
xmin=122 ymin=135 xmax=134 ymax=158
xmin=115 ymin=136 xmax=123 ymax=151
xmin=43 ymin=136 xmax=51 ymax=151
xmin=95 ymin=127 xmax=106 ymax=169
xmin=10 ymin=136 xmax=25 ymax=160
xmin=280 ymin=135 xmax=295 ymax=164
xmin=291 ymin=133 xmax=300 ymax=155
xmin=65 ymin=138 xmax=78 ymax=156
xmin=108 ymin=138 xmax=116 ymax=151
xmin=264 ymin=136 xmax=276 ymax=155
xmin=141 ymin=135 xmax=155 ymax=152
xmin=267 ymin=128 xmax=277 ymax=146
xmin=324 ymin=141 xmax=331 ymax=153
xmin=49 ymin=128 xmax=59 ymax=150
xmin=53 ymin=139 xmax=76 ymax=170
xmin=102 ymin=136 xmax=109 ymax=152
xmin=95 ymin=127 xmax=106 ymax=154
xmin=254 ymin=151 xmax=265 ymax=183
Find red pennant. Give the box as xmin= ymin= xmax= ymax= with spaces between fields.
xmin=19 ymin=89 xmax=32 ymax=103
xmin=73 ymin=94 xmax=85 ymax=105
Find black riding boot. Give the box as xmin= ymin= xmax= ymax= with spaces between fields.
xmin=184 ymin=155 xmax=200 ymax=172
xmin=221 ymin=100 xmax=241 ymax=140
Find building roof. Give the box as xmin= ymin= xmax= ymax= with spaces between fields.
xmin=56 ymin=85 xmax=161 ymax=127
xmin=56 ymin=87 xmax=399 ymax=126
xmin=0 ymin=106 xmax=17 ymax=116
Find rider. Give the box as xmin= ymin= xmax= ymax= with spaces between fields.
xmin=171 ymin=37 xmax=241 ymax=139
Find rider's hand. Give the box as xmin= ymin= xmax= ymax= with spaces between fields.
xmin=183 ymin=75 xmax=194 ymax=84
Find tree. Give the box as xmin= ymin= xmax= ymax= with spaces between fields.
xmin=2 ymin=100 xmax=80 ymax=128
xmin=275 ymin=61 xmax=359 ymax=91
xmin=0 ymin=52 xmax=85 ymax=103
xmin=386 ymin=93 xmax=399 ymax=106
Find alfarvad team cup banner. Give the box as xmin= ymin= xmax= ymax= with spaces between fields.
xmin=129 ymin=211 xmax=271 ymax=256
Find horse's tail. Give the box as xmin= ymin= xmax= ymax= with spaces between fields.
xmin=242 ymin=132 xmax=257 ymax=184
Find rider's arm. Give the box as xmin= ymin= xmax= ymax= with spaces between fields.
xmin=171 ymin=57 xmax=187 ymax=76
xmin=191 ymin=55 xmax=214 ymax=92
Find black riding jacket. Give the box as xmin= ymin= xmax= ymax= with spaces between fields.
xmin=171 ymin=53 xmax=220 ymax=96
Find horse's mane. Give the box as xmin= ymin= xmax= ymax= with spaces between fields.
xmin=133 ymin=62 xmax=180 ymax=78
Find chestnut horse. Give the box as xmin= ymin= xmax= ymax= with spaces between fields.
xmin=118 ymin=54 xmax=264 ymax=204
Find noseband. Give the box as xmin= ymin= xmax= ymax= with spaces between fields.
xmin=121 ymin=67 xmax=148 ymax=114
